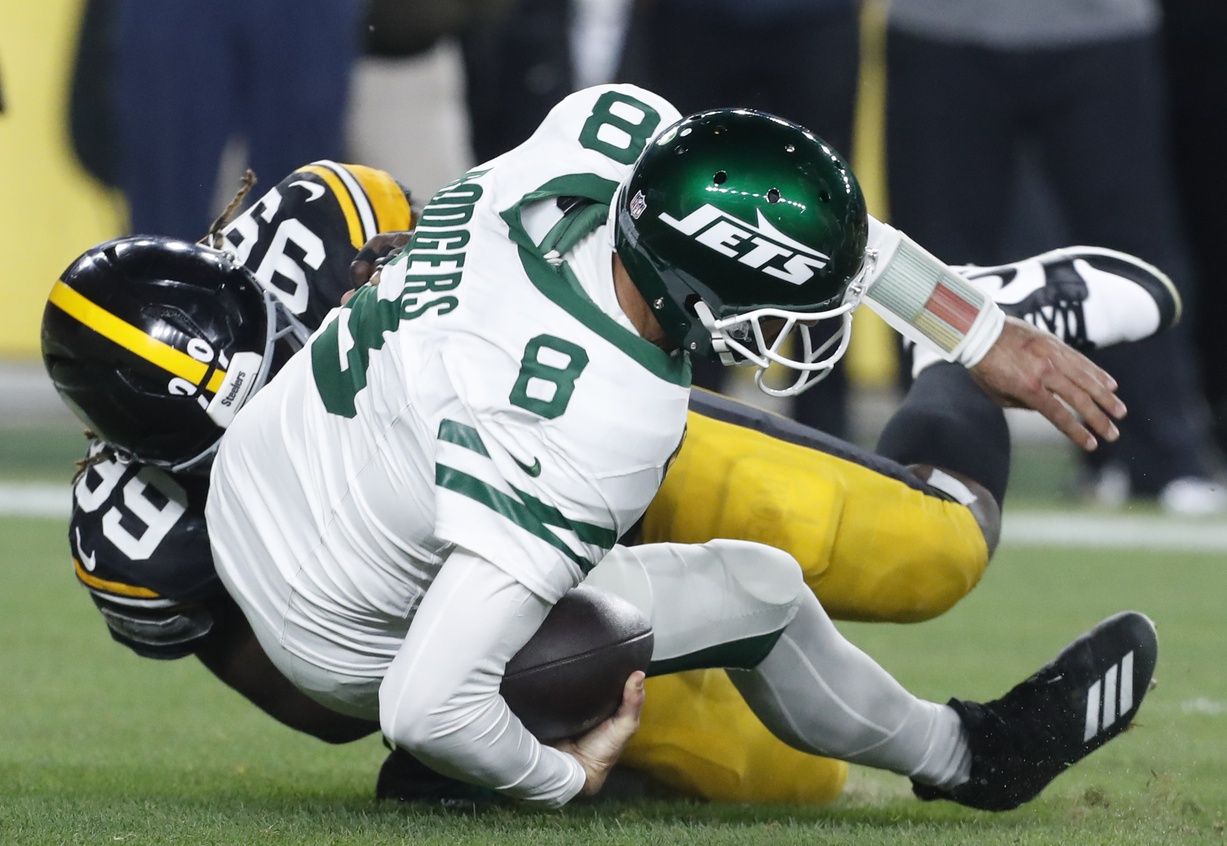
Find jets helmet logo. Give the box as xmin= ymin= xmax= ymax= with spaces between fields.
xmin=659 ymin=204 xmax=829 ymax=285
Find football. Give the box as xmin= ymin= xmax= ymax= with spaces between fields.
xmin=501 ymin=584 xmax=654 ymax=742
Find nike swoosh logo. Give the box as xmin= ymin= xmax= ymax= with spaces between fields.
xmin=514 ymin=456 xmax=542 ymax=477
xmin=289 ymin=179 xmax=326 ymax=202
xmin=75 ymin=528 xmax=98 ymax=572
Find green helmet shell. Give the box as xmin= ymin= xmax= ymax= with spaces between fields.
xmin=614 ymin=108 xmax=869 ymax=358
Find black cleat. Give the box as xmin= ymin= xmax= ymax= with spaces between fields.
xmin=376 ymin=749 xmax=501 ymax=808
xmin=957 ymin=247 xmax=1181 ymax=351
xmin=913 ymin=611 xmax=1158 ymax=811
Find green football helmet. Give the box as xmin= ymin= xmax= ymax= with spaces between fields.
xmin=614 ymin=108 xmax=871 ymax=396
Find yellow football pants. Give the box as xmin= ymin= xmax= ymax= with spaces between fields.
xmin=621 ymin=405 xmax=991 ymax=804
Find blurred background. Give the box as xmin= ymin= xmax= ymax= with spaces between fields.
xmin=1 ymin=0 xmax=1224 ymax=513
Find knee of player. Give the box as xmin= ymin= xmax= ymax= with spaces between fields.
xmin=379 ymin=685 xmax=444 ymax=754
xmin=961 ymin=476 xmax=1002 ymax=557
xmin=705 ymin=539 xmax=806 ymax=609
xmin=910 ymin=464 xmax=1002 ymax=557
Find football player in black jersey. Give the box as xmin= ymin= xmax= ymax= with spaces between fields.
xmin=43 ymin=158 xmax=1174 ymax=805
xmin=46 ymin=161 xmax=412 ymax=742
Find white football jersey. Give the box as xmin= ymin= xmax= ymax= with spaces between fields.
xmin=207 ymin=84 xmax=690 ymax=679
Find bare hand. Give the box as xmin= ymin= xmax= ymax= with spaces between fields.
xmin=348 ymin=231 xmax=412 ymax=288
xmin=553 ymin=671 xmax=645 ymax=797
xmin=970 ymin=316 xmax=1126 ymax=451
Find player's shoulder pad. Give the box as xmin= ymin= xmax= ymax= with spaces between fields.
xmin=536 ymin=84 xmax=682 ymax=140
xmin=221 ymin=161 xmax=414 ymax=329
xmin=498 ymin=85 xmax=684 ymax=191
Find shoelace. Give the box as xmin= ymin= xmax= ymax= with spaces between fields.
xmin=1020 ymin=297 xmax=1089 ymax=349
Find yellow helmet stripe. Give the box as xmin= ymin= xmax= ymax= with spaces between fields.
xmin=322 ymin=161 xmax=379 ymax=242
xmin=300 ymin=164 xmax=364 ymax=249
xmin=48 ymin=280 xmax=227 ymax=394
xmin=73 ymin=558 xmax=162 ymax=598
xmin=345 ymin=163 xmax=413 ymax=233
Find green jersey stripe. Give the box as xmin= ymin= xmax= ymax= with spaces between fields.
xmin=437 ymin=420 xmax=617 ymax=547
xmin=510 ymin=485 xmax=618 ymax=548
xmin=647 ymin=629 xmax=786 ymax=676
xmin=436 ymin=464 xmax=598 ymax=572
xmin=437 ymin=419 xmax=490 ymax=456
xmin=538 ymin=200 xmax=609 ymax=258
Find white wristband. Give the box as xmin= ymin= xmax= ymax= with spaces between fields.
xmin=862 ymin=219 xmax=1003 ymax=366
xmin=954 ymin=301 xmax=1005 ymax=368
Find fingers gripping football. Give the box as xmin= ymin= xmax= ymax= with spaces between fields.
xmin=552 ymin=671 xmax=646 ymax=797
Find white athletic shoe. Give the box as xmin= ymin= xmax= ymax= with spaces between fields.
xmin=956 ymin=247 xmax=1182 ymax=352
xmin=1078 ymin=464 xmax=1132 ymax=509
xmin=909 ymin=247 xmax=1183 ymax=377
xmin=1158 ymin=477 xmax=1227 ymax=517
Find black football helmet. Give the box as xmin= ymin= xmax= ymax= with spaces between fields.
xmin=42 ymin=236 xmax=307 ymax=472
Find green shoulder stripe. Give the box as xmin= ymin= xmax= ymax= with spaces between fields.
xmin=437 ymin=419 xmax=490 ymax=457
xmin=500 ymin=175 xmax=691 ymax=387
xmin=539 ymin=200 xmax=609 ymax=258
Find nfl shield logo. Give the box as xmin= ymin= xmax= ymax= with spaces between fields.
xmin=629 ymin=190 xmax=647 ymax=220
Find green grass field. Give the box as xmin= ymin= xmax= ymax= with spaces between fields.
xmin=1 ymin=426 xmax=1224 ymax=844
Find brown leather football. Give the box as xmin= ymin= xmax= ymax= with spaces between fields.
xmin=501 ymin=584 xmax=654 ymax=742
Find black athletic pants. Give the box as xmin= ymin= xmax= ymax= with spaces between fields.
xmin=886 ymin=28 xmax=1219 ymax=492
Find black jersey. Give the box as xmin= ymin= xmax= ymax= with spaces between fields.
xmin=221 ymin=160 xmax=413 ymax=328
xmin=69 ymin=161 xmax=412 ymax=658
xmin=70 ymin=443 xmax=217 ymax=658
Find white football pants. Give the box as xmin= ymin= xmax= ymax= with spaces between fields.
xmin=589 ymin=541 xmax=969 ymax=788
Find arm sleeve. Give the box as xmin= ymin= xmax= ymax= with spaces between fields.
xmin=861 ymin=215 xmax=1005 ymax=368
xmin=378 ymin=548 xmax=587 ymax=808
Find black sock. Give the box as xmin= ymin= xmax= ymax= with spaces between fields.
xmin=876 ymin=363 xmax=1011 ymax=505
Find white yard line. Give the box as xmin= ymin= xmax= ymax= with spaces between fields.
xmin=0 ymin=482 xmax=71 ymax=519
xmin=1181 ymin=698 xmax=1227 ymax=716
xmin=2 ymin=481 xmax=1226 ymax=552
xmin=1002 ymin=512 xmax=1227 ymax=553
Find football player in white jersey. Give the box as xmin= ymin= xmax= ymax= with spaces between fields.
xmin=197 ymin=85 xmax=1159 ymax=810
xmin=46 ymin=159 xmax=1177 ymax=805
